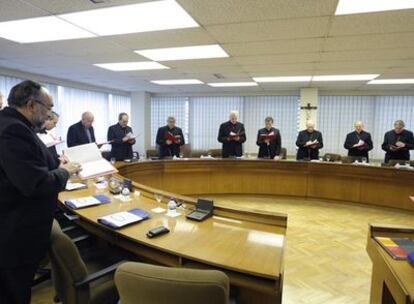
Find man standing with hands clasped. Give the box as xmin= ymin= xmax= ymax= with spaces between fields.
xmin=0 ymin=80 xmax=81 ymax=304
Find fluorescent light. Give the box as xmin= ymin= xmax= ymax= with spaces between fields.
xmin=135 ymin=45 xmax=229 ymax=61
xmin=94 ymin=62 xmax=169 ymax=71
xmin=151 ymin=79 xmax=203 ymax=85
xmin=0 ymin=16 xmax=95 ymax=43
xmin=312 ymin=74 xmax=379 ymax=81
xmin=60 ymin=0 xmax=198 ymax=36
xmin=335 ymin=0 xmax=414 ymax=15
xmin=208 ymin=82 xmax=258 ymax=87
xmin=368 ymin=79 xmax=414 ymax=84
xmin=253 ymin=76 xmax=312 ymax=83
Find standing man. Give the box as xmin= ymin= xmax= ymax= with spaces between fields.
xmin=156 ymin=116 xmax=185 ymax=158
xmin=296 ymin=120 xmax=323 ymax=160
xmin=107 ymin=112 xmax=136 ymax=160
xmin=218 ymin=111 xmax=246 ymax=158
xmin=66 ymin=111 xmax=96 ymax=147
xmin=382 ymin=120 xmax=414 ymax=163
xmin=344 ymin=120 xmax=373 ymax=162
xmin=256 ymin=117 xmax=281 ymax=159
xmin=0 ymin=80 xmax=80 ymax=304
xmin=0 ymin=91 xmax=4 ymax=110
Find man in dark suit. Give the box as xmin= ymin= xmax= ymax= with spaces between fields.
xmin=107 ymin=112 xmax=136 ymax=160
xmin=256 ymin=116 xmax=282 ymax=159
xmin=66 ymin=111 xmax=96 ymax=147
xmin=218 ymin=111 xmax=246 ymax=158
xmin=0 ymin=80 xmax=81 ymax=304
xmin=296 ymin=120 xmax=323 ymax=160
xmin=344 ymin=120 xmax=373 ymax=162
xmin=156 ymin=116 xmax=185 ymax=158
xmin=382 ymin=120 xmax=414 ymax=163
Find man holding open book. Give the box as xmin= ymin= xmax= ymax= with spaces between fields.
xmin=0 ymin=80 xmax=80 ymax=304
xmin=256 ymin=116 xmax=281 ymax=159
xmin=218 ymin=111 xmax=246 ymax=158
xmin=296 ymin=120 xmax=323 ymax=161
xmin=344 ymin=120 xmax=373 ymax=162
xmin=107 ymin=112 xmax=136 ymax=161
xmin=382 ymin=120 xmax=414 ymax=163
xmin=156 ymin=116 xmax=185 ymax=158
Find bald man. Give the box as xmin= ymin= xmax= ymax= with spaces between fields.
xmin=344 ymin=121 xmax=373 ymax=162
xmin=296 ymin=120 xmax=323 ymax=160
xmin=67 ymin=111 xmax=96 ymax=147
xmin=382 ymin=120 xmax=414 ymax=163
xmin=218 ymin=111 xmax=246 ymax=158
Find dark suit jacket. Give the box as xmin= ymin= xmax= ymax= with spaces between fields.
xmin=67 ymin=121 xmax=96 ymax=147
xmin=296 ymin=130 xmax=323 ymax=160
xmin=107 ymin=123 xmax=135 ymax=160
xmin=344 ymin=130 xmax=373 ymax=161
xmin=256 ymin=127 xmax=281 ymax=158
xmin=0 ymin=107 xmax=69 ymax=268
xmin=156 ymin=126 xmax=185 ymax=158
xmin=217 ymin=121 xmax=246 ymax=158
xmin=381 ymin=129 xmax=414 ymax=163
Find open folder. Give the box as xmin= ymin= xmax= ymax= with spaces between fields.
xmin=64 ymin=143 xmax=118 ymax=180
xmin=64 ymin=194 xmax=111 ymax=209
xmin=37 ymin=132 xmax=64 ymax=148
xmin=98 ymin=208 xmax=150 ymax=229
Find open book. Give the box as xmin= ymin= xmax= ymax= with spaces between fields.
xmin=64 ymin=143 xmax=118 ymax=180
xmin=259 ymin=131 xmax=276 ymax=142
xmin=98 ymin=208 xmax=150 ymax=229
xmin=165 ymin=132 xmax=181 ymax=144
xmin=37 ymin=132 xmax=64 ymax=148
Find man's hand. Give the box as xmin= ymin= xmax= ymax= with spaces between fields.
xmin=396 ymin=141 xmax=406 ymax=148
xmin=59 ymin=154 xmax=69 ymax=165
xmin=166 ymin=140 xmax=172 ymax=145
xmin=61 ymin=162 xmax=82 ymax=175
xmin=122 ymin=136 xmax=129 ymax=142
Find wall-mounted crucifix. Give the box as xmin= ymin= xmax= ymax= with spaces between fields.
xmin=300 ymin=102 xmax=317 ymax=120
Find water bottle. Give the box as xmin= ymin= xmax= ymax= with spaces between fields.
xmin=167 ymin=197 xmax=177 ymax=215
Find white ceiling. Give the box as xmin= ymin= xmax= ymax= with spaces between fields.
xmin=0 ymin=0 xmax=413 ymax=94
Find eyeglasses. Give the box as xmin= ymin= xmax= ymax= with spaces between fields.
xmin=32 ymin=99 xmax=53 ymax=111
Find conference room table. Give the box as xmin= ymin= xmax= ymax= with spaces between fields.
xmin=117 ymin=158 xmax=414 ymax=212
xmin=59 ymin=158 xmax=414 ymax=304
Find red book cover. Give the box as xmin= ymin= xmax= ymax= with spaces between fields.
xmin=165 ymin=132 xmax=180 ymax=144
xmin=259 ymin=132 xmax=276 ymax=142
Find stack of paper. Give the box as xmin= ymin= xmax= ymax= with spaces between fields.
xmin=98 ymin=208 xmax=150 ymax=229
xmin=64 ymin=143 xmax=118 ymax=180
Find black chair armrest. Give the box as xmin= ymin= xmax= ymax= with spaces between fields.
xmin=74 ymin=260 xmax=126 ymax=288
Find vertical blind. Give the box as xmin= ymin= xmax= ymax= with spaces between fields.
xmin=319 ymin=96 xmax=414 ymax=160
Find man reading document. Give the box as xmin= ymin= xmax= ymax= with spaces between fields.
xmin=0 ymin=80 xmax=80 ymax=304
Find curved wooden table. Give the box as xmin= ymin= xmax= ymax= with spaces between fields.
xmin=118 ymin=159 xmax=414 ymax=211
xmin=59 ymin=159 xmax=414 ymax=304
xmin=59 ymin=160 xmax=290 ymax=304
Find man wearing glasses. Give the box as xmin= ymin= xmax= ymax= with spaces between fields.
xmin=0 ymin=80 xmax=81 ymax=304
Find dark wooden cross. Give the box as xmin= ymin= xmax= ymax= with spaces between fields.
xmin=300 ymin=103 xmax=317 ymax=120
